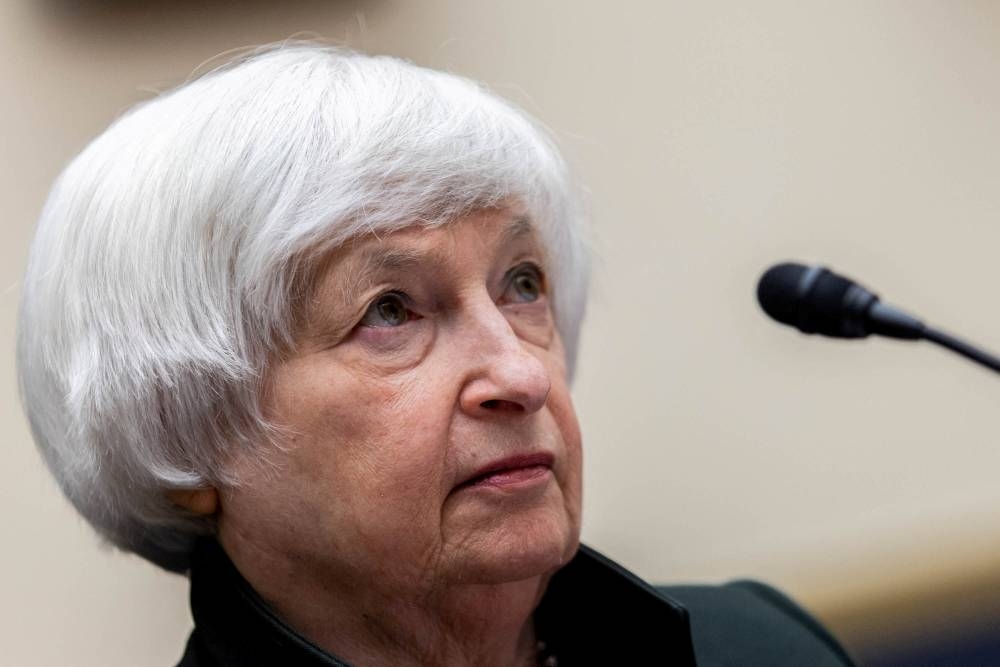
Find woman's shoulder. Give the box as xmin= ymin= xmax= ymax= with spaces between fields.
xmin=658 ymin=580 xmax=857 ymax=667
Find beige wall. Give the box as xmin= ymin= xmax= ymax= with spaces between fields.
xmin=5 ymin=1 xmax=1000 ymax=664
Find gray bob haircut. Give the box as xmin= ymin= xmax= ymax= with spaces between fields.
xmin=17 ymin=44 xmax=589 ymax=572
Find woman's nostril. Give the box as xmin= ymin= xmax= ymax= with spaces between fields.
xmin=480 ymin=399 xmax=524 ymax=412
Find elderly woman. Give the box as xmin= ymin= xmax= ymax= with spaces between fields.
xmin=18 ymin=45 xmax=854 ymax=666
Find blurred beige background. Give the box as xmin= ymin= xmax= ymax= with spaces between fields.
xmin=4 ymin=1 xmax=1000 ymax=664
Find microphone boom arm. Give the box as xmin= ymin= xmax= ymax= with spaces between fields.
xmin=862 ymin=300 xmax=1000 ymax=375
xmin=921 ymin=325 xmax=1000 ymax=374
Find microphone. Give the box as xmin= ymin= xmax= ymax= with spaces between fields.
xmin=756 ymin=262 xmax=1000 ymax=374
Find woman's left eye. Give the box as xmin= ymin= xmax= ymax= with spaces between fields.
xmin=504 ymin=264 xmax=545 ymax=303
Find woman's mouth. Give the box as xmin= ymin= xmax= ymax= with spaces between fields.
xmin=456 ymin=453 xmax=555 ymax=491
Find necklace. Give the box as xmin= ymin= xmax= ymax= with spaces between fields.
xmin=536 ymin=640 xmax=558 ymax=666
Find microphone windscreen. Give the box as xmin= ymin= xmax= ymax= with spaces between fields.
xmin=756 ymin=262 xmax=808 ymax=327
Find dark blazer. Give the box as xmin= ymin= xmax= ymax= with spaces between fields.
xmin=178 ymin=539 xmax=856 ymax=666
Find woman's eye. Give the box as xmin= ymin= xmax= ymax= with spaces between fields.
xmin=505 ymin=264 xmax=544 ymax=303
xmin=361 ymin=292 xmax=411 ymax=327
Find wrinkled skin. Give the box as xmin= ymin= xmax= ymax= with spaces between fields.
xmin=215 ymin=208 xmax=583 ymax=666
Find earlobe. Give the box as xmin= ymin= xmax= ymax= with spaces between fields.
xmin=167 ymin=488 xmax=220 ymax=516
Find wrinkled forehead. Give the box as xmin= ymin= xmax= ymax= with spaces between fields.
xmin=354 ymin=211 xmax=533 ymax=266
xmin=328 ymin=207 xmax=538 ymax=276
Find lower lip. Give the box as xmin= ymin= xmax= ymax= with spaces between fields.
xmin=466 ymin=465 xmax=552 ymax=490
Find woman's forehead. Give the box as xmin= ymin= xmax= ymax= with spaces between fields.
xmin=337 ymin=211 xmax=540 ymax=277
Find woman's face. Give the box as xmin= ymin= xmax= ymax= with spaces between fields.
xmin=219 ymin=208 xmax=582 ymax=595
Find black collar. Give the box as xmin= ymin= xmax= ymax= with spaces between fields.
xmin=180 ymin=540 xmax=697 ymax=666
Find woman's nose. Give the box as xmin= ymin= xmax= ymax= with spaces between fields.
xmin=457 ymin=305 xmax=551 ymax=417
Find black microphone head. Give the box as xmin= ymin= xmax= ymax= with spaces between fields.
xmin=756 ymin=262 xmax=808 ymax=327
xmin=757 ymin=262 xmax=878 ymax=338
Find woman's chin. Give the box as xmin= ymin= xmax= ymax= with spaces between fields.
xmin=443 ymin=511 xmax=581 ymax=585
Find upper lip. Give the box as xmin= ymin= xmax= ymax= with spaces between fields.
xmin=456 ymin=452 xmax=555 ymax=488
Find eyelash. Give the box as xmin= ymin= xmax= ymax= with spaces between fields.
xmin=357 ymin=261 xmax=547 ymax=330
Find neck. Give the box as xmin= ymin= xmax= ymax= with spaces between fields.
xmin=220 ymin=534 xmax=549 ymax=667
xmin=319 ymin=580 xmax=545 ymax=667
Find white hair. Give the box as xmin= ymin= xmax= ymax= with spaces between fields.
xmin=17 ymin=44 xmax=589 ymax=572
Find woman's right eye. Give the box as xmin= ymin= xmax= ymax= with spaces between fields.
xmin=360 ymin=292 xmax=412 ymax=328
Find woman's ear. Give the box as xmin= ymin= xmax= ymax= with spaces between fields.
xmin=167 ymin=488 xmax=219 ymax=516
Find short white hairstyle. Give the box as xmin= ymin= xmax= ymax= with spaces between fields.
xmin=17 ymin=44 xmax=589 ymax=572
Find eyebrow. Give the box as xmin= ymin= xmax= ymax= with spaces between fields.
xmin=499 ymin=215 xmax=535 ymax=246
xmin=346 ymin=246 xmax=425 ymax=297
xmin=348 ymin=216 xmax=537 ymax=295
